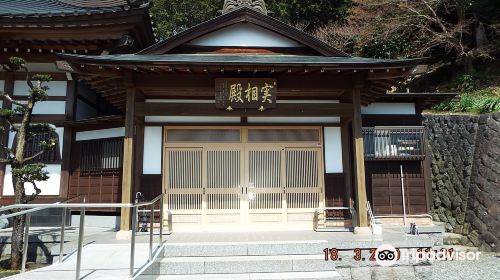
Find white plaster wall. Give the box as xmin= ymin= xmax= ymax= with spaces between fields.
xmin=248 ymin=117 xmax=340 ymax=123
xmin=55 ymin=127 xmax=64 ymax=155
xmin=13 ymin=101 xmax=66 ymax=115
xmin=145 ymin=116 xmax=241 ymax=123
xmin=143 ymin=127 xmax=163 ymax=174
xmin=324 ymin=127 xmax=343 ymax=173
xmin=14 ymin=80 xmax=67 ymax=96
xmin=361 ymin=103 xmax=416 ymax=115
xmin=189 ymin=23 xmax=302 ymax=47
xmin=76 ymin=127 xmax=125 ymax=141
xmin=2 ymin=164 xmax=61 ymax=196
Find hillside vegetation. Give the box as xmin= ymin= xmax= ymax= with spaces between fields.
xmin=150 ymin=0 xmax=500 ymax=113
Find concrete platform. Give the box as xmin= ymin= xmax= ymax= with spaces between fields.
xmin=4 ymin=243 xmax=163 ymax=280
xmin=1 ymin=225 xmax=443 ymax=279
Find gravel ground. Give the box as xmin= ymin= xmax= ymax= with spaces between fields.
xmin=338 ymin=253 xmax=500 ymax=280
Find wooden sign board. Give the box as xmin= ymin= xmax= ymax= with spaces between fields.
xmin=215 ymin=78 xmax=277 ymax=111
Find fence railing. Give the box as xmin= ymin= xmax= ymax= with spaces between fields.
xmin=0 ymin=194 xmax=172 ymax=280
xmin=362 ymin=126 xmax=425 ymax=160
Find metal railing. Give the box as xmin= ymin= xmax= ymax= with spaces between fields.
xmin=0 ymin=194 xmax=172 ymax=280
xmin=362 ymin=126 xmax=425 ymax=160
xmin=313 ymin=207 xmax=357 ymax=232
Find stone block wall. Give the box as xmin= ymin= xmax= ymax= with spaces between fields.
xmin=424 ymin=113 xmax=500 ymax=251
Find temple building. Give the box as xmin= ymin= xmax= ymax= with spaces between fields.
xmin=0 ymin=0 xmax=455 ymax=232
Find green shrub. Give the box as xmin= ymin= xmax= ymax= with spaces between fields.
xmin=472 ymin=96 xmax=500 ymax=114
xmin=432 ymin=93 xmax=500 ymax=114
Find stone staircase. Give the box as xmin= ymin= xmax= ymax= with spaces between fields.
xmin=139 ymin=240 xmax=342 ymax=279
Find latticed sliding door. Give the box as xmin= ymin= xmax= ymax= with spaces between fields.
xmin=164 ymin=148 xmax=204 ymax=223
xmin=246 ymin=148 xmax=284 ymax=222
xmin=205 ymin=148 xmax=243 ymax=223
xmin=284 ymin=148 xmax=323 ymax=222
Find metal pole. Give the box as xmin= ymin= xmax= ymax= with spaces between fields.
xmin=129 ymin=206 xmax=137 ymax=278
xmin=149 ymin=204 xmax=154 ymax=261
xmin=75 ymin=207 xmax=85 ymax=280
xmin=21 ymin=213 xmax=31 ymax=273
xmin=159 ymin=196 xmax=163 ymax=243
xmin=400 ymin=164 xmax=407 ymax=227
xmin=59 ymin=208 xmax=67 ymax=263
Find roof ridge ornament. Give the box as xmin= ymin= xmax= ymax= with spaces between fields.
xmin=222 ymin=0 xmax=267 ymax=15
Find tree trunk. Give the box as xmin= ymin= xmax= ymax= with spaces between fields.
xmin=10 ymin=215 xmax=25 ymax=270
xmin=10 ymin=178 xmax=26 ymax=270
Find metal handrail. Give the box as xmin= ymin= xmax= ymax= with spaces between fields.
xmin=0 ymin=194 xmax=171 ymax=279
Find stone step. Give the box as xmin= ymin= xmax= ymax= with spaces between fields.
xmin=138 ymin=271 xmax=342 ymax=280
xmin=164 ymin=240 xmax=328 ymax=257
xmin=147 ymin=254 xmax=336 ymax=275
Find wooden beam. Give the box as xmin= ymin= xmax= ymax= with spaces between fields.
xmin=120 ymin=85 xmax=136 ymax=231
xmin=135 ymin=102 xmax=353 ymax=117
xmin=352 ymin=86 xmax=369 ymax=229
xmin=59 ymin=80 xmax=76 ymax=200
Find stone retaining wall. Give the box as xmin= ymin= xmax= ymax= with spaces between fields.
xmin=424 ymin=113 xmax=500 ymax=251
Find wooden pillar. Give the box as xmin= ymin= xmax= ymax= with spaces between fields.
xmin=59 ymin=79 xmax=76 ymax=199
xmin=133 ymin=118 xmax=144 ymax=198
xmin=340 ymin=118 xmax=353 ymax=208
xmin=120 ymin=85 xmax=136 ymax=231
xmin=352 ymin=87 xmax=369 ymax=229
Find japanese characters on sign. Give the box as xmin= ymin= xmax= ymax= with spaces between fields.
xmin=215 ymin=78 xmax=277 ymax=111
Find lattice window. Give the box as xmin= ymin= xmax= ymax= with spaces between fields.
xmin=79 ymin=137 xmax=123 ymax=175
xmin=11 ymin=132 xmax=61 ymax=164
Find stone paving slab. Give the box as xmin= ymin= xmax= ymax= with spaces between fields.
xmin=3 ymin=243 xmax=162 ymax=280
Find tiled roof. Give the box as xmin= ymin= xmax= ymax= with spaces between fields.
xmin=0 ymin=0 xmax=146 ymax=18
xmin=60 ymin=53 xmax=425 ymax=67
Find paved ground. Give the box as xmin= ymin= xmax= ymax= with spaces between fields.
xmin=3 ymin=243 xmax=162 ymax=280
xmin=2 ymin=226 xmax=497 ymax=280
xmin=338 ymin=253 xmax=500 ymax=280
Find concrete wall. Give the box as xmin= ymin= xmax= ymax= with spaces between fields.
xmin=424 ymin=113 xmax=500 ymax=251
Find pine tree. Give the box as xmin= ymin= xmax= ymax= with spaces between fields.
xmin=0 ymin=57 xmax=57 ymax=270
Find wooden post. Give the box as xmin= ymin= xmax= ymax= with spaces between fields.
xmin=59 ymin=79 xmax=76 ymax=199
xmin=120 ymin=85 xmax=136 ymax=231
xmin=340 ymin=118 xmax=353 ymax=208
xmin=352 ymin=86 xmax=369 ymax=231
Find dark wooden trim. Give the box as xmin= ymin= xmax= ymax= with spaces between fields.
xmin=13 ymin=96 xmax=67 ymax=101
xmin=340 ymin=120 xmax=353 ymax=208
xmin=136 ymin=102 xmax=353 ymax=117
xmin=12 ymin=115 xmax=67 ymax=123
xmin=0 ymin=72 xmax=67 ymax=80
xmin=133 ymin=120 xmax=145 ymax=197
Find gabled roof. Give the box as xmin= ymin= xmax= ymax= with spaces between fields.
xmin=138 ymin=7 xmax=349 ymax=57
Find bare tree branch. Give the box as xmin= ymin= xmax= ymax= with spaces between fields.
xmin=2 ymin=94 xmax=26 ymax=108
xmin=25 ymin=181 xmax=41 ymax=203
xmin=21 ymin=150 xmax=45 ymax=163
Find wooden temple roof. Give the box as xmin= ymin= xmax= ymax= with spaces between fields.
xmin=54 ymin=6 xmax=436 ymax=111
xmin=0 ymin=0 xmax=155 ymax=55
xmin=0 ymin=0 xmax=139 ymax=18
